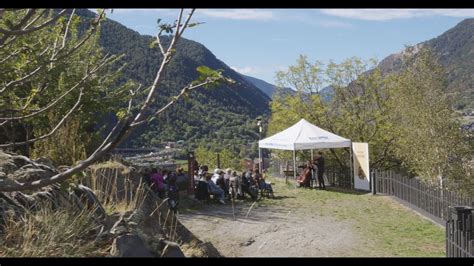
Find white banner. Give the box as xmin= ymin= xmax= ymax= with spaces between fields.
xmin=352 ymin=142 xmax=370 ymax=191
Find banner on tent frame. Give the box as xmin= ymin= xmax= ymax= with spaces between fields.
xmin=352 ymin=142 xmax=370 ymax=191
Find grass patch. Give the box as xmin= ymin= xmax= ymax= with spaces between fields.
xmin=179 ymin=175 xmax=445 ymax=257
xmin=266 ymin=175 xmax=445 ymax=257
xmin=0 ymin=203 xmax=106 ymax=257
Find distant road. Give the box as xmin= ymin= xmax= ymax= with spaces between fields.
xmin=113 ymin=148 xmax=160 ymax=154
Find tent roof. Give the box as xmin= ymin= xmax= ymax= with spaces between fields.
xmin=258 ymin=119 xmax=351 ymax=151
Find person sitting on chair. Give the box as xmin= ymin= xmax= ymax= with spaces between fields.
xmin=254 ymin=169 xmax=274 ymax=198
xmin=241 ymin=170 xmax=258 ymax=201
xmin=229 ymin=170 xmax=242 ymax=199
xmin=207 ymin=173 xmax=225 ymax=204
xmin=195 ymin=171 xmax=209 ymax=202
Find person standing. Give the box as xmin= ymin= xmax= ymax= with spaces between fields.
xmin=315 ymin=151 xmax=326 ymax=190
xmin=311 ymin=159 xmax=318 ymax=189
xmin=150 ymin=168 xmax=165 ymax=198
xmin=166 ymin=172 xmax=179 ymax=213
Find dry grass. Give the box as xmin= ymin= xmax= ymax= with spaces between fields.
xmin=0 ymin=161 xmax=152 ymax=258
xmin=89 ymin=160 xmax=130 ymax=175
xmin=87 ymin=163 xmax=147 ymax=215
xmin=0 ymin=203 xmax=105 ymax=257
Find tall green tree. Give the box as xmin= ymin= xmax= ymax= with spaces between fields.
xmin=386 ymin=47 xmax=469 ymax=187
xmin=269 ymin=48 xmax=473 ymax=195
xmin=195 ymin=145 xmax=240 ymax=170
xmin=0 ymin=9 xmax=229 ymax=192
xmin=271 ymin=55 xmax=395 ymax=169
xmin=0 ymin=9 xmax=127 ymax=165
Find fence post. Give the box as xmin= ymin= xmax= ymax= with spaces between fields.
xmin=187 ymin=151 xmax=195 ymax=196
xmin=446 ymin=206 xmax=474 ymax=257
xmin=371 ymin=170 xmax=376 ymax=195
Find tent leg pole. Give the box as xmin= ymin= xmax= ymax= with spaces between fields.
xmin=293 ymin=150 xmax=297 ymax=189
xmin=259 ymin=148 xmax=262 ymax=174
xmin=311 ymin=149 xmax=314 ymax=188
xmin=350 ymin=143 xmax=354 ymax=190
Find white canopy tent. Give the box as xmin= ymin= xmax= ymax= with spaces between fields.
xmin=258 ymin=119 xmax=352 ymax=183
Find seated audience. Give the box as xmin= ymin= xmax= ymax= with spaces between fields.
xmin=206 ymin=173 xmax=225 ymax=204
xmin=229 ymin=170 xmax=242 ymax=199
xmin=255 ymin=169 xmax=274 ymax=198
xmin=240 ymin=170 xmax=258 ymax=200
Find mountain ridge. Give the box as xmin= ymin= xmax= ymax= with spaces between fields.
xmin=377 ymin=18 xmax=474 ymax=110
xmin=76 ymin=9 xmax=271 ymax=154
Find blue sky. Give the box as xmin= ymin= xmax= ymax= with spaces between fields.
xmin=102 ymin=9 xmax=474 ymax=84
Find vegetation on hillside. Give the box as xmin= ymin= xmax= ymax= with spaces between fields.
xmin=91 ymin=9 xmax=270 ymax=159
xmin=378 ymin=18 xmax=474 ymax=111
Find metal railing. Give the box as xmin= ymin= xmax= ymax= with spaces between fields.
xmin=372 ymin=169 xmax=474 ymax=222
xmin=446 ymin=206 xmax=474 ymax=257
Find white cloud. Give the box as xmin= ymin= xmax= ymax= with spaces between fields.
xmin=106 ymin=9 xmax=275 ymax=21
xmin=109 ymin=8 xmax=178 ymax=17
xmin=230 ymin=66 xmax=263 ymax=75
xmin=198 ymin=9 xmax=275 ymax=21
xmin=320 ymin=9 xmax=474 ymax=21
xmin=317 ymin=20 xmax=354 ymax=28
xmin=278 ymin=12 xmax=354 ymax=28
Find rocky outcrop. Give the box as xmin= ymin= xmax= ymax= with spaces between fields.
xmin=0 ymin=150 xmax=58 ymax=183
xmin=110 ymin=234 xmax=155 ymax=257
xmin=0 ymin=150 xmax=221 ymax=257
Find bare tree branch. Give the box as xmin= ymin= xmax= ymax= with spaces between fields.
xmin=61 ymin=9 xmax=75 ymax=49
xmin=10 ymin=9 xmax=37 ymax=32
xmin=0 ymin=9 xmax=48 ymax=48
xmin=22 ymin=9 xmax=48 ymax=30
xmin=132 ymin=77 xmax=221 ymax=127
xmin=0 ymin=8 xmax=226 ymax=194
xmin=0 ymin=10 xmax=105 ymax=94
xmin=0 ymin=9 xmax=36 ymax=47
xmin=0 ymin=66 xmax=42 ymax=93
xmin=0 ymin=54 xmax=117 ymax=120
xmin=133 ymin=9 xmax=195 ymax=125
xmin=0 ymin=88 xmax=84 ymax=148
xmin=177 ymin=9 xmax=195 ymax=39
xmin=0 ymin=9 xmax=66 ymax=36
xmin=127 ymin=84 xmax=141 ymax=114
xmin=155 ymin=34 xmax=166 ymax=56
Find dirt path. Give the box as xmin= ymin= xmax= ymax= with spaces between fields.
xmin=179 ymin=192 xmax=365 ymax=257
xmin=179 ymin=177 xmax=445 ymax=257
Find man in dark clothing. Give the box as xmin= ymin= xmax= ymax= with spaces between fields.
xmin=315 ymin=151 xmax=326 ymax=189
xmin=166 ymin=172 xmax=179 ymax=213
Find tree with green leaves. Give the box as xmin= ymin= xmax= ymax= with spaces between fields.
xmin=269 ymin=48 xmax=473 ymax=195
xmin=386 ymin=47 xmax=470 ymax=188
xmin=195 ymin=145 xmax=240 ymax=170
xmin=0 ymin=9 xmax=231 ymax=192
xmin=271 ymin=55 xmax=395 ymax=170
